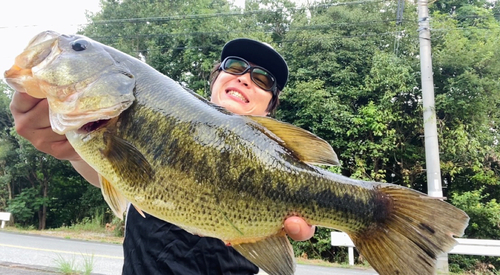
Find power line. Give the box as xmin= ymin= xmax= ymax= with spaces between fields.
xmin=1 ymin=0 xmax=497 ymax=30
xmin=88 ymin=27 xmax=416 ymax=49
xmin=86 ymin=18 xmax=413 ymax=39
xmin=0 ymin=0 xmax=387 ymax=29
xmin=2 ymin=1 xmax=496 ymax=31
xmin=95 ymin=30 xmax=416 ymax=54
xmin=83 ymin=0 xmax=386 ymax=25
xmin=0 ymin=17 xmax=414 ymax=32
xmin=85 ymin=19 xmax=495 ymax=44
xmin=91 ymin=23 xmax=496 ymax=54
xmin=432 ymin=26 xmax=500 ymax=33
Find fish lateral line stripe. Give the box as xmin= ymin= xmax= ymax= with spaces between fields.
xmin=219 ymin=208 xmax=244 ymax=236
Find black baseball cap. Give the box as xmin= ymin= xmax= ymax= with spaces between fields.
xmin=220 ymin=38 xmax=288 ymax=91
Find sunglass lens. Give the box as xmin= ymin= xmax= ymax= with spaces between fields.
xmin=252 ymin=68 xmax=274 ymax=90
xmin=224 ymin=59 xmax=248 ymax=74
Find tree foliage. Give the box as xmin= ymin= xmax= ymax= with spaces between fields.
xmin=0 ymin=83 xmax=108 ymax=229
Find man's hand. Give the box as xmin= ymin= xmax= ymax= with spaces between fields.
xmin=10 ymin=91 xmax=80 ymax=161
xmin=284 ymin=216 xmax=315 ymax=241
xmin=10 ymin=91 xmax=102 ymax=186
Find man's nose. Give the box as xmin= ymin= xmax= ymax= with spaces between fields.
xmin=237 ymin=72 xmax=252 ymax=87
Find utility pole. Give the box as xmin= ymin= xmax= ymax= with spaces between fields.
xmin=417 ymin=0 xmax=448 ymax=273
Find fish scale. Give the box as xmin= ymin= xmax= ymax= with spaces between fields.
xmin=4 ymin=30 xmax=469 ymax=275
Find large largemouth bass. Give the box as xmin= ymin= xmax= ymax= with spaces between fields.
xmin=5 ymin=31 xmax=468 ymax=275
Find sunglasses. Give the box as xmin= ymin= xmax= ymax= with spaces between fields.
xmin=220 ymin=56 xmax=277 ymax=94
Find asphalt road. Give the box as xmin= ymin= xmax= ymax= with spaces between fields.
xmin=0 ymin=231 xmax=378 ymax=275
xmin=0 ymin=231 xmax=123 ymax=275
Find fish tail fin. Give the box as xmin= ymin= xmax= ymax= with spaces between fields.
xmin=348 ymin=185 xmax=468 ymax=275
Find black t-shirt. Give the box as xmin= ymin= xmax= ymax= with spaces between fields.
xmin=122 ymin=206 xmax=259 ymax=275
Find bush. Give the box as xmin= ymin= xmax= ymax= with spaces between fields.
xmin=291 ymin=228 xmax=348 ymax=263
xmin=450 ymin=189 xmax=500 ymax=239
xmin=106 ymin=216 xmax=125 ymax=237
xmin=449 ymin=189 xmax=500 ymax=273
xmin=449 ymin=254 xmax=499 ymax=274
xmin=6 ymin=188 xmax=39 ymax=226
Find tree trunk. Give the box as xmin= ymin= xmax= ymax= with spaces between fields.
xmin=7 ymin=180 xmax=11 ymax=200
xmin=38 ymin=180 xmax=48 ymax=230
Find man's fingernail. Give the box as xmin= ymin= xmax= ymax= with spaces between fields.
xmin=288 ymin=222 xmax=300 ymax=234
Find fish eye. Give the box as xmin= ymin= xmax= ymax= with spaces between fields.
xmin=71 ymin=39 xmax=89 ymax=51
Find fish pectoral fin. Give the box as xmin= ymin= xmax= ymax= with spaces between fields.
xmin=232 ymin=233 xmax=296 ymax=275
xmin=102 ymin=132 xmax=154 ymax=182
xmin=99 ymin=175 xmax=128 ymax=219
xmin=248 ymin=116 xmax=339 ymax=166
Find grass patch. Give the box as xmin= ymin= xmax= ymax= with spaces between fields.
xmin=53 ymin=253 xmax=94 ymax=275
xmin=295 ymin=257 xmax=375 ymax=270
xmin=66 ymin=211 xmax=106 ymax=232
xmin=53 ymin=254 xmax=77 ymax=275
xmin=82 ymin=253 xmax=95 ymax=275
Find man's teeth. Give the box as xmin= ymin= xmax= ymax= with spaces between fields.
xmin=227 ymin=90 xmax=248 ymax=103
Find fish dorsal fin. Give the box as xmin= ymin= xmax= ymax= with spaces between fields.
xmin=248 ymin=116 xmax=339 ymax=166
xmin=99 ymin=175 xmax=128 ymax=219
xmin=102 ymin=132 xmax=154 ymax=183
xmin=232 ymin=232 xmax=296 ymax=275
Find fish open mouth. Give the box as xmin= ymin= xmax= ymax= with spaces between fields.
xmin=49 ymin=101 xmax=131 ymax=135
xmin=79 ymin=119 xmax=111 ymax=133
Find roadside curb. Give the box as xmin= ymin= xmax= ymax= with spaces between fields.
xmin=0 ymin=261 xmax=106 ymax=275
xmin=0 ymin=261 xmax=59 ymax=273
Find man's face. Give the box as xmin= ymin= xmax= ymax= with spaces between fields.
xmin=210 ymin=64 xmax=272 ymax=117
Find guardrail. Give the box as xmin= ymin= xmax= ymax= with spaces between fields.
xmin=450 ymin=238 xmax=500 ymax=256
xmin=0 ymin=212 xmax=11 ymax=229
xmin=331 ymin=231 xmax=500 ymax=266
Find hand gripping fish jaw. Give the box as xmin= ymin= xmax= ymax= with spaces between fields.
xmin=4 ymin=30 xmax=136 ymax=135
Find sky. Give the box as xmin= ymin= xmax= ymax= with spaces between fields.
xmin=0 ymin=0 xmax=102 ymax=79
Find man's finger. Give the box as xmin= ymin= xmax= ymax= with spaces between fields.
xmin=50 ymin=139 xmax=80 ymax=160
xmin=284 ymin=217 xmax=315 ymax=241
xmin=10 ymin=91 xmax=44 ymax=114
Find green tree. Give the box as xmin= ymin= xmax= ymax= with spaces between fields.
xmin=431 ymin=5 xmax=500 ymax=220
xmin=431 ymin=0 xmax=495 ymax=15
xmin=7 ymin=133 xmax=73 ymax=229
xmin=0 ymin=82 xmax=108 ymax=229
xmin=0 ymin=81 xmax=15 ymax=211
xmin=278 ymin=0 xmax=422 ymax=184
xmin=449 ymin=189 xmax=500 ymax=273
xmin=278 ymin=1 xmax=500 ymax=269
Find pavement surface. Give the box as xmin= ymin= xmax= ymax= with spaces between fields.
xmin=0 ymin=231 xmax=378 ymax=275
xmin=0 ymin=261 xmax=106 ymax=274
xmin=0 ymin=261 xmax=378 ymax=275
xmin=0 ymin=262 xmax=57 ymax=275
